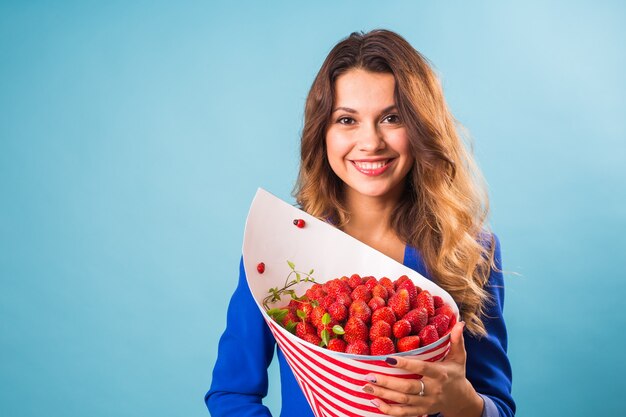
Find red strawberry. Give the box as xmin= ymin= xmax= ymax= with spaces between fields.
xmin=370 ymin=337 xmax=396 ymax=356
xmin=349 ymin=300 xmax=372 ymax=324
xmin=296 ymin=322 xmax=316 ymax=339
xmin=364 ymin=277 xmax=378 ymax=291
xmin=335 ymin=292 xmax=353 ymax=307
xmin=351 ymin=285 xmax=372 ymax=302
xmin=305 ymin=285 xmax=325 ymax=301
xmin=433 ymin=295 xmax=444 ymax=309
xmin=403 ymin=308 xmax=429 ymax=334
xmin=418 ymin=324 xmax=439 ymax=347
xmin=301 ymin=332 xmax=322 ymax=346
xmin=388 ymin=288 xmax=410 ymax=318
xmin=435 ymin=304 xmax=455 ymax=321
xmin=397 ymin=336 xmax=421 ymax=352
xmin=328 ymin=301 xmax=348 ymax=322
xmin=344 ymin=317 xmax=368 ymax=344
xmin=348 ymin=273 xmax=362 ymax=289
xmin=327 ymin=338 xmax=347 ymax=353
xmin=369 ymin=320 xmax=392 ymax=341
xmin=371 ymin=306 xmax=396 ymax=327
xmin=310 ymin=306 xmax=326 ymax=327
xmin=394 ymin=275 xmax=410 ymax=290
xmin=429 ymin=313 xmax=451 ymax=337
xmin=368 ymin=296 xmax=386 ymax=312
xmin=379 ymin=277 xmax=395 ymax=295
xmin=416 ymin=290 xmax=435 ymax=316
xmin=300 ymin=302 xmax=314 ymax=318
xmin=345 ymin=340 xmax=369 ymax=355
xmin=319 ymin=295 xmax=335 ymax=309
xmin=372 ymin=284 xmax=389 ymax=300
xmin=397 ymin=279 xmax=418 ymax=309
xmin=392 ymin=319 xmax=412 ymax=339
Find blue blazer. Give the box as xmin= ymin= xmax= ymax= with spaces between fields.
xmin=206 ymin=237 xmax=515 ymax=417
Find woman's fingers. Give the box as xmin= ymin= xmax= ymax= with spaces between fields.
xmin=444 ymin=321 xmax=467 ymax=363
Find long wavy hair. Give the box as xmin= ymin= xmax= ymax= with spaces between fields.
xmin=294 ymin=29 xmax=496 ymax=336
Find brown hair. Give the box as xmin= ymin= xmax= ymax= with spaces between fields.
xmin=294 ymin=29 xmax=495 ymax=336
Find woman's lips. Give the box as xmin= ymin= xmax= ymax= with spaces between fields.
xmin=351 ymin=159 xmax=392 ymax=176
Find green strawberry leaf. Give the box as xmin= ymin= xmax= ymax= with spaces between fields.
xmin=296 ymin=309 xmax=307 ymax=320
xmin=322 ymin=313 xmax=331 ymax=325
xmin=321 ymin=329 xmax=329 ymax=346
xmin=332 ymin=325 xmax=345 ymax=335
xmin=286 ymin=321 xmax=297 ymax=334
xmin=287 ymin=260 xmax=296 ymax=270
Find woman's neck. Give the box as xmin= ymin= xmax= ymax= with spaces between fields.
xmin=341 ymin=191 xmax=405 ymax=263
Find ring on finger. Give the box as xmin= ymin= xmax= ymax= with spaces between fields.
xmin=418 ymin=379 xmax=425 ymax=397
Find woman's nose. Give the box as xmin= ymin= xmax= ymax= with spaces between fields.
xmin=357 ymin=123 xmax=385 ymax=152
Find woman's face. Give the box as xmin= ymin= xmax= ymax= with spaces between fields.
xmin=326 ymin=68 xmax=413 ymax=204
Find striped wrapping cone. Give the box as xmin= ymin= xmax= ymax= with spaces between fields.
xmin=264 ymin=316 xmax=451 ymax=417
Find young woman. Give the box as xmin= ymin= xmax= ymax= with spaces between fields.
xmin=206 ymin=30 xmax=515 ymax=417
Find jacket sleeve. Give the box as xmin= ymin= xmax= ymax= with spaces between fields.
xmin=464 ymin=235 xmax=516 ymax=417
xmin=205 ymin=257 xmax=277 ymax=417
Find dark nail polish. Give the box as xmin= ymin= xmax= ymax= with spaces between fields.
xmin=385 ymin=357 xmax=397 ymax=365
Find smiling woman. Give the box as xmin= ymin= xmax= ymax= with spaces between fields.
xmin=206 ymin=29 xmax=515 ymax=417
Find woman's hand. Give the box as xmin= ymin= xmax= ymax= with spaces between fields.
xmin=363 ymin=322 xmax=484 ymax=417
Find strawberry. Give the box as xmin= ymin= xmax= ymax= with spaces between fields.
xmin=305 ymin=284 xmax=325 ymax=300
xmin=379 ymin=277 xmax=395 ymax=294
xmin=317 ymin=319 xmax=338 ymax=338
xmin=345 ymin=340 xmax=369 ymax=355
xmin=369 ymin=320 xmax=392 ymax=341
xmin=403 ymin=308 xmax=429 ymax=334
xmin=310 ymin=306 xmax=326 ymax=327
xmin=388 ymin=288 xmax=410 ymax=318
xmin=416 ymin=290 xmax=435 ymax=316
xmin=348 ymin=273 xmax=362 ymax=289
xmin=371 ymin=306 xmax=396 ymax=327
xmin=394 ymin=275 xmax=410 ymax=290
xmin=319 ymin=295 xmax=335 ymax=310
xmin=370 ymin=337 xmax=396 ymax=356
xmin=349 ymin=299 xmax=372 ymax=324
xmin=327 ymin=338 xmax=347 ymax=352
xmin=371 ymin=284 xmax=389 ymax=301
xmin=368 ymin=296 xmax=386 ymax=312
xmin=433 ymin=295 xmax=444 ymax=309
xmin=302 ymin=332 xmax=322 ymax=346
xmin=392 ymin=319 xmax=412 ymax=339
xmin=335 ymin=292 xmax=353 ymax=307
xmin=344 ymin=317 xmax=368 ymax=343
xmin=397 ymin=336 xmax=421 ymax=352
xmin=300 ymin=301 xmax=314 ymax=318
xmin=435 ymin=304 xmax=455 ymax=321
xmin=418 ymin=324 xmax=439 ymax=347
xmin=397 ymin=279 xmax=418 ymax=309
xmin=328 ymin=301 xmax=348 ymax=322
xmin=351 ymin=285 xmax=372 ymax=303
xmin=429 ymin=313 xmax=451 ymax=337
xmin=364 ymin=277 xmax=378 ymax=291
xmin=296 ymin=322 xmax=316 ymax=339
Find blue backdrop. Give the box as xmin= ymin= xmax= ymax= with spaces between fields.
xmin=1 ymin=1 xmax=625 ymax=416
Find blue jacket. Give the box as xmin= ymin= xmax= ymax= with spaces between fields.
xmin=206 ymin=238 xmax=515 ymax=417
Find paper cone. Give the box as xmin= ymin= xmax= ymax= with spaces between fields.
xmin=243 ymin=188 xmax=459 ymax=417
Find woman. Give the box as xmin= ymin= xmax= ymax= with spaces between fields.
xmin=206 ymin=29 xmax=515 ymax=417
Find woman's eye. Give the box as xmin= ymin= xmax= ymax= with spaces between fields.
xmin=337 ymin=117 xmax=355 ymax=125
xmin=382 ymin=114 xmax=401 ymax=124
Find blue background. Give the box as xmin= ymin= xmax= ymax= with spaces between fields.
xmin=1 ymin=1 xmax=625 ymax=416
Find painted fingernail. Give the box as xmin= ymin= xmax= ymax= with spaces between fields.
xmin=370 ymin=399 xmax=381 ymax=407
xmin=364 ymin=374 xmax=377 ymax=383
xmin=362 ymin=385 xmax=374 ymax=394
xmin=385 ymin=357 xmax=397 ymax=366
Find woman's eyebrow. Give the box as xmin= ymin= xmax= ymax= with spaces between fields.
xmin=331 ymin=105 xmax=398 ymax=114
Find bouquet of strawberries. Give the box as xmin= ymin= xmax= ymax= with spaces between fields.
xmin=243 ymin=189 xmax=459 ymax=416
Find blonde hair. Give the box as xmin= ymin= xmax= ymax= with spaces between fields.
xmin=294 ymin=30 xmax=496 ymax=336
